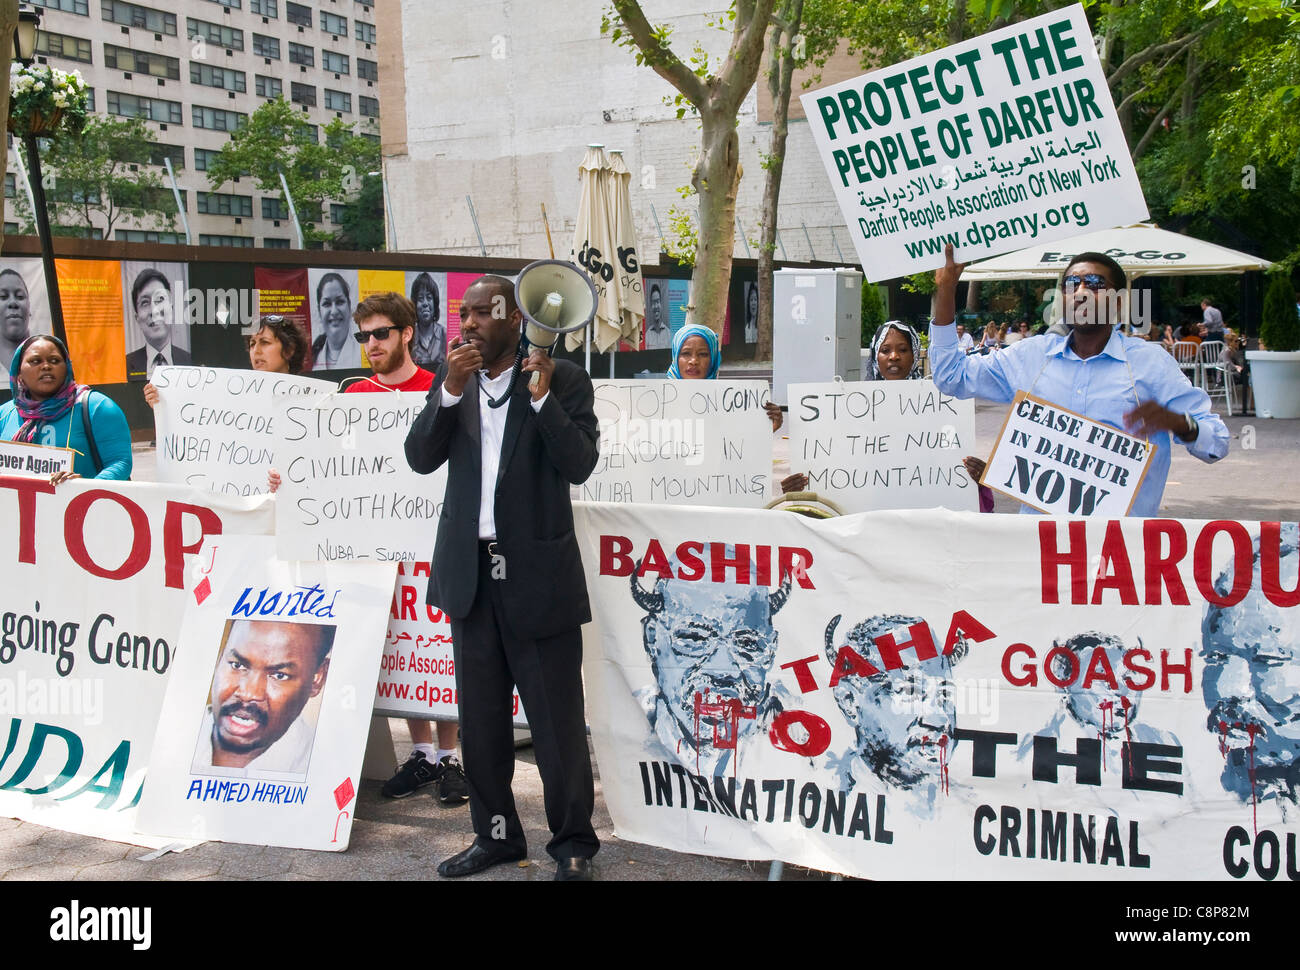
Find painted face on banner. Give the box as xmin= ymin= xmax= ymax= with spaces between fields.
xmin=633 ymin=564 xmax=791 ymax=757
xmin=0 ymin=270 xmax=31 ymax=344
xmin=319 ymin=278 xmax=352 ymax=348
xmin=209 ymin=620 xmax=331 ymax=767
xmin=1202 ymin=524 xmax=1300 ymax=803
xmin=825 ymin=614 xmax=958 ymax=790
xmin=135 ymin=277 xmax=174 ymax=350
xmin=1049 ymin=632 xmax=1144 ymax=738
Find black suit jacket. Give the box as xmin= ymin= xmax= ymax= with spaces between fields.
xmin=404 ymin=359 xmax=599 ymax=641
xmin=126 ymin=344 xmax=192 ymax=382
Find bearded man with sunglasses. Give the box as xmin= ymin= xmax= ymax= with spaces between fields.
xmin=928 ymin=245 xmax=1228 ymax=516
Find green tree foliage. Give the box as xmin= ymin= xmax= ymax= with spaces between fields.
xmin=11 ymin=115 xmax=177 ymax=238
xmin=206 ymin=97 xmax=382 ymax=248
xmin=1259 ymin=272 xmax=1299 ymax=352
xmin=860 ymin=279 xmax=885 ymax=347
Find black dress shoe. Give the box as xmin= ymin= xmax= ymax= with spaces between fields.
xmin=554 ymin=857 xmax=594 ymax=881
xmin=437 ymin=842 xmax=527 ymax=878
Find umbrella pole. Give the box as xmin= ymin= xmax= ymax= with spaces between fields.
xmin=585 ymin=324 xmax=591 ymax=374
xmin=611 ymin=343 xmax=616 ymax=379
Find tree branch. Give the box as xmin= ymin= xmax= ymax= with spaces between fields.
xmin=718 ymin=0 xmax=780 ymax=111
xmin=610 ymin=0 xmax=707 ymax=107
xmin=1107 ymin=20 xmax=1215 ymax=89
xmin=1132 ymin=61 xmax=1208 ymax=159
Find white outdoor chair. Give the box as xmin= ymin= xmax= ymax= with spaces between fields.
xmin=1198 ymin=344 xmax=1234 ymax=416
xmin=1172 ymin=341 xmax=1200 ymax=388
xmin=1197 ymin=341 xmax=1225 ymax=390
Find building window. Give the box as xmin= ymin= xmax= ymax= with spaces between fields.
xmin=104 ymin=43 xmax=179 ymax=79
xmin=100 ymin=1 xmax=176 ymax=35
xmin=290 ymin=82 xmax=317 ymax=107
xmin=321 ymin=11 xmax=346 ymax=36
xmin=330 ymin=203 xmax=349 ymax=224
xmin=288 ymin=42 xmax=314 ymax=67
xmin=262 ymin=197 xmax=289 ymax=220
xmin=200 ymin=234 xmax=255 ymax=248
xmin=4 ymin=173 xmax=14 ymax=198
xmin=324 ymin=89 xmax=350 ymax=113
xmin=107 ymin=91 xmax=183 ymax=124
xmin=250 ymin=0 xmax=277 ymax=16
xmin=191 ymin=104 xmax=247 ymax=131
xmin=32 ymin=0 xmax=89 ymax=14
xmin=252 ymin=33 xmax=280 ymax=59
xmin=297 ymin=123 xmax=318 ymax=144
xmin=202 ymin=0 xmax=241 ymax=9
xmin=354 ymin=20 xmax=375 ymax=44
xmin=147 ymin=142 xmax=185 ymax=169
xmin=285 ymin=2 xmax=311 ymax=27
xmin=193 ymin=147 xmax=224 ymax=172
xmin=255 ymin=74 xmax=282 ymax=98
xmin=117 ymin=229 xmax=185 ymax=244
xmin=359 ymin=96 xmax=378 ymax=119
xmin=187 ymin=18 xmax=244 ymax=51
xmin=322 ymin=50 xmax=349 ymax=74
xmin=197 ymin=192 xmax=253 ymax=217
xmin=190 ymin=62 xmax=247 ymax=92
xmin=35 ymin=31 xmax=93 ymax=64
xmin=263 ymin=237 xmax=291 ymax=249
xmin=357 ymin=58 xmax=378 ymax=82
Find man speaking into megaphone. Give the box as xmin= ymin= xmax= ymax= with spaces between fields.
xmin=404 ymin=273 xmax=601 ymax=881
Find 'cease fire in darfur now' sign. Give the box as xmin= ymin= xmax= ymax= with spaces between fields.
xmin=801 ymin=4 xmax=1148 ymax=281
xmin=984 ymin=391 xmax=1154 ymax=516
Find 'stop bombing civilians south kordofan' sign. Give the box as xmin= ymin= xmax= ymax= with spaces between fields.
xmin=801 ymin=3 xmax=1148 ymax=281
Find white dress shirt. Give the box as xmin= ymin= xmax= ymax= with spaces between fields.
xmin=441 ymin=367 xmax=549 ymax=539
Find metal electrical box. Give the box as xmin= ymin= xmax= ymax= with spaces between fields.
xmin=771 ymin=268 xmax=863 ymax=405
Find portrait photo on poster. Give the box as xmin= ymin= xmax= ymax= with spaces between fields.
xmin=308 ymin=267 xmax=361 ymax=371
xmin=190 ymin=617 xmax=336 ymax=783
xmin=405 ymin=270 xmax=448 ymax=374
xmin=644 ymin=280 xmax=670 ymax=350
xmin=0 ymin=257 xmax=49 ymax=380
xmin=743 ymin=282 xmax=759 ymax=344
xmin=122 ymin=260 xmax=191 ymax=382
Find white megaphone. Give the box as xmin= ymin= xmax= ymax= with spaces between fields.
xmin=484 ymin=260 xmax=599 ymax=407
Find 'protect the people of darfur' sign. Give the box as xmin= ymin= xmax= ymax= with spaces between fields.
xmin=801 ymin=3 xmax=1148 ymax=281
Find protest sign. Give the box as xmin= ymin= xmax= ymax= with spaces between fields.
xmin=273 ymin=391 xmax=446 ymax=562
xmin=788 ymin=380 xmax=978 ymax=512
xmin=137 ymin=534 xmax=396 ymax=851
xmin=582 ymin=379 xmax=773 ymax=507
xmin=801 ymin=4 xmax=1148 ymax=281
xmin=0 ymin=478 xmax=273 ymax=844
xmin=376 ymin=562 xmax=526 ymax=727
xmin=153 ymin=366 xmax=337 ymax=496
xmin=984 ymin=390 xmax=1153 ymax=515
xmin=576 ymin=502 xmax=1299 ymax=880
xmin=0 ymin=439 xmax=73 ymax=478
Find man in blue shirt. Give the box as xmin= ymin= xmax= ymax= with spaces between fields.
xmin=930 ymin=245 xmax=1228 ymax=516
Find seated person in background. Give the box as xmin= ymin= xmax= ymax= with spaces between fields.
xmin=955 ymin=322 xmax=975 ymax=354
xmin=929 ymin=244 xmax=1228 ymax=517
xmin=1003 ymin=320 xmax=1030 ymax=346
xmin=1219 ymin=330 xmax=1253 ymax=414
xmin=1176 ymin=322 xmax=1203 ymax=347
xmin=977 ymin=322 xmax=1001 ymax=353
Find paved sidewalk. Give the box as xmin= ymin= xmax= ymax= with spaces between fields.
xmin=1 ymin=402 xmax=1293 ymax=881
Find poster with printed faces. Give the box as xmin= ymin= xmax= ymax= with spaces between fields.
xmin=137 ymin=534 xmax=397 ymax=850
xmin=0 ymin=257 xmax=48 ymax=381
xmin=308 ymin=268 xmax=361 ymax=372
xmin=122 ymin=260 xmax=191 ymax=382
xmin=405 ymin=271 xmax=448 ymax=374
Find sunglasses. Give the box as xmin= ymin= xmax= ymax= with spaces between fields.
xmin=353 ymin=325 xmax=402 ymax=343
xmin=1062 ymin=273 xmax=1112 ymax=292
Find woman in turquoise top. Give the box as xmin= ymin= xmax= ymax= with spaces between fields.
xmin=0 ymin=334 xmax=132 ymax=481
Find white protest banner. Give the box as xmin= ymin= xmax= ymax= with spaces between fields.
xmin=377 ymin=562 xmax=526 ymax=727
xmin=137 ymin=534 xmax=397 ymax=851
xmin=0 ymin=439 xmax=73 ymax=478
xmin=583 ymin=379 xmax=772 ymax=507
xmin=575 ymin=502 xmax=1299 ymax=880
xmin=0 ymin=478 xmax=273 ymax=844
xmin=273 ymin=391 xmax=446 ymax=562
xmin=788 ymin=379 xmax=978 ymax=512
xmin=984 ymin=390 xmax=1153 ymax=515
xmin=153 ymin=365 xmax=337 ymax=496
xmin=801 ymin=4 xmax=1148 ymax=281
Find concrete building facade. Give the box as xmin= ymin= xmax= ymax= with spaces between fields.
xmin=6 ymin=0 xmax=381 ymax=247
xmin=378 ymin=0 xmax=855 ymax=267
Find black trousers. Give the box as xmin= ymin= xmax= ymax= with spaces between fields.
xmin=449 ymin=543 xmax=598 ymax=861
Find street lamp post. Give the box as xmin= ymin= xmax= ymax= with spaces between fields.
xmin=12 ymin=4 xmax=66 ymax=345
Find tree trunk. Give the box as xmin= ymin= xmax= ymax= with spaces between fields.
xmin=688 ymin=108 xmax=743 ymax=333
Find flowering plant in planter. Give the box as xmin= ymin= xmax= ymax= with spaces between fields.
xmin=8 ymin=62 xmax=90 ymax=138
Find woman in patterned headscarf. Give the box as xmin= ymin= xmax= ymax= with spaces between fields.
xmin=868 ymin=320 xmax=923 ymax=380
xmin=668 ymin=322 xmax=783 ymax=430
xmin=0 ymin=334 xmax=132 ymax=482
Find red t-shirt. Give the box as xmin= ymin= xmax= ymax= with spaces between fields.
xmin=342 ymin=368 xmax=436 ymax=394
